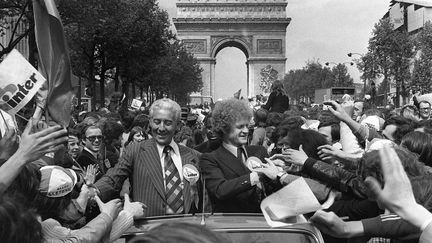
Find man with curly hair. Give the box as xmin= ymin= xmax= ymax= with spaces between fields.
xmin=200 ymin=98 xmax=280 ymax=213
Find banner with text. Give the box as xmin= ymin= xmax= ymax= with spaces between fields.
xmin=0 ymin=49 xmax=46 ymax=114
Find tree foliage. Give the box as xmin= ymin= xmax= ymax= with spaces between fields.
xmin=360 ymin=18 xmax=414 ymax=106
xmin=57 ymin=0 xmax=202 ymax=108
xmin=0 ymin=0 xmax=34 ymax=61
xmin=283 ymin=61 xmax=353 ymax=103
xmin=412 ymin=21 xmax=432 ymax=94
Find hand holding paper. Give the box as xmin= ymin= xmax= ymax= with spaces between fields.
xmin=260 ymin=177 xmax=335 ymax=227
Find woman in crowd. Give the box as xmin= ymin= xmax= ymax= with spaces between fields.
xmin=124 ymin=126 xmax=145 ymax=148
xmin=262 ymin=80 xmax=290 ymax=113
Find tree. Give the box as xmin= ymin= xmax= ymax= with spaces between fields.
xmin=412 ymin=21 xmax=432 ymax=94
xmin=57 ymin=0 xmax=183 ymax=109
xmin=283 ymin=60 xmax=354 ymax=103
xmin=361 ymin=18 xmax=414 ymax=106
xmin=0 ymin=0 xmax=38 ymax=66
xmin=330 ymin=64 xmax=354 ymax=87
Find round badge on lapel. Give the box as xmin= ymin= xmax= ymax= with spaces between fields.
xmin=246 ymin=156 xmax=264 ymax=171
xmin=183 ymin=164 xmax=199 ymax=185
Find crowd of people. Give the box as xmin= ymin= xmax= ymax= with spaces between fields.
xmin=1 ymin=79 xmax=432 ymax=243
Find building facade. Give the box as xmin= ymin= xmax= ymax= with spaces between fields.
xmin=388 ymin=0 xmax=432 ymax=34
xmin=173 ymin=0 xmax=290 ymax=99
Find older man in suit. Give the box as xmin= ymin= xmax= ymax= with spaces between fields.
xmin=200 ymin=98 xmax=281 ymax=213
xmin=95 ymin=98 xmax=201 ymax=216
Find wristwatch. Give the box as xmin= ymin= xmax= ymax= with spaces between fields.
xmin=276 ymin=171 xmax=287 ymax=182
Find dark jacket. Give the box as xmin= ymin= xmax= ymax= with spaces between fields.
xmin=200 ymin=145 xmax=281 ymax=213
xmin=303 ymin=158 xmax=368 ymax=199
xmin=262 ymin=92 xmax=289 ymax=113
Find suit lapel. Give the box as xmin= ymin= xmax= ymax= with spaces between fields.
xmin=179 ymin=145 xmax=198 ymax=213
xmin=217 ymin=146 xmax=249 ymax=176
xmin=141 ymin=139 xmax=165 ymax=200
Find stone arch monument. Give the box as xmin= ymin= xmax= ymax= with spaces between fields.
xmin=173 ymin=0 xmax=291 ymax=99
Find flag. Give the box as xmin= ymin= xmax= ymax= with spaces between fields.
xmin=33 ymin=0 xmax=72 ymax=126
xmin=233 ymin=89 xmax=241 ymax=99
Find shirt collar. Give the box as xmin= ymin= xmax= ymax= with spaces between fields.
xmin=222 ymin=142 xmax=245 ymax=157
xmin=84 ymin=147 xmax=98 ymax=159
xmin=156 ymin=139 xmax=179 ymax=159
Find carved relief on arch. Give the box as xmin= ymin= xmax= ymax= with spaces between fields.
xmin=183 ymin=39 xmax=207 ymax=54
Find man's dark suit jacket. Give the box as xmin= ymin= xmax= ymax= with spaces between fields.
xmin=200 ymin=145 xmax=274 ymax=213
xmin=77 ymin=149 xmax=97 ymax=168
xmin=95 ymin=138 xmax=202 ymax=217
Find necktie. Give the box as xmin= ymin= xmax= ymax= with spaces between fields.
xmin=237 ymin=147 xmax=246 ymax=165
xmin=163 ymin=145 xmax=184 ymax=214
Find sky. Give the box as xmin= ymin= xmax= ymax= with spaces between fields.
xmin=157 ymin=0 xmax=390 ymax=98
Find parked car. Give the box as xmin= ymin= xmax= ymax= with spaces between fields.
xmin=116 ymin=213 xmax=324 ymax=243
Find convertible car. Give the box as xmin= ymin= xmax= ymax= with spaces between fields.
xmin=115 ymin=213 xmax=324 ymax=243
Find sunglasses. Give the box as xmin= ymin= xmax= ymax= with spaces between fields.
xmin=86 ymin=135 xmax=103 ymax=142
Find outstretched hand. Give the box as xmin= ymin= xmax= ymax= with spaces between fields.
xmin=317 ymin=144 xmax=340 ymax=161
xmin=16 ymin=119 xmax=68 ymax=163
xmin=270 ymin=145 xmax=308 ymax=167
xmin=324 ymin=101 xmax=351 ymax=122
xmin=310 ymin=210 xmax=350 ymax=238
xmin=254 ymin=158 xmax=281 ymax=180
xmin=123 ymin=193 xmax=146 ymax=218
xmin=94 ymin=196 xmax=122 ymax=221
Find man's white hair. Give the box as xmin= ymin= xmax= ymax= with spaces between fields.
xmin=149 ymin=98 xmax=181 ymax=121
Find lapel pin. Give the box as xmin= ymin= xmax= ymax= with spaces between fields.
xmin=183 ymin=164 xmax=199 ymax=185
xmin=246 ymin=156 xmax=264 ymax=171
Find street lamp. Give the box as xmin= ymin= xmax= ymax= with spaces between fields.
xmin=347 ymin=52 xmax=363 ymax=58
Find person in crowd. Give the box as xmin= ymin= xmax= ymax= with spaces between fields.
xmin=0 ymin=120 xmax=68 ymax=195
xmin=0 ymin=196 xmax=43 ymax=243
xmin=0 ymin=108 xmax=18 ymax=162
xmin=368 ymin=147 xmax=432 ymax=243
xmin=352 ymin=100 xmax=364 ymax=122
xmin=124 ymin=126 xmax=145 ymax=148
xmin=132 ymin=113 xmax=150 ymax=139
xmin=53 ymin=128 xmax=83 ymax=170
xmin=418 ymin=101 xmax=431 ymax=121
xmin=200 ymin=98 xmax=280 ymax=213
xmin=325 ymin=100 xmax=414 ymax=145
xmin=129 ymin=222 xmax=228 ymax=243
xmin=95 ymin=98 xmax=202 ymax=217
xmin=415 ymin=119 xmax=432 ymax=134
xmin=195 ymin=114 xmax=222 ymax=153
xmin=77 ymin=124 xmax=105 ymax=178
xmin=317 ymin=111 xmax=341 ymax=146
xmin=400 ymin=104 xmax=421 ymax=122
xmin=15 ymin=164 xmax=144 ymax=242
xmin=101 ymin=119 xmax=125 ymax=168
xmin=262 ymin=80 xmax=290 ymax=113
xmin=250 ymin=108 xmax=268 ymax=146
xmin=311 ymin=147 xmax=432 ymax=243
xmin=309 ymin=175 xmax=432 ymax=242
xmin=400 ymin=131 xmax=432 ymax=169
xmin=67 ymin=128 xmax=82 ymax=162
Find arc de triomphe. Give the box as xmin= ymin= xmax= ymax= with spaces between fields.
xmin=173 ymin=0 xmax=291 ymax=99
